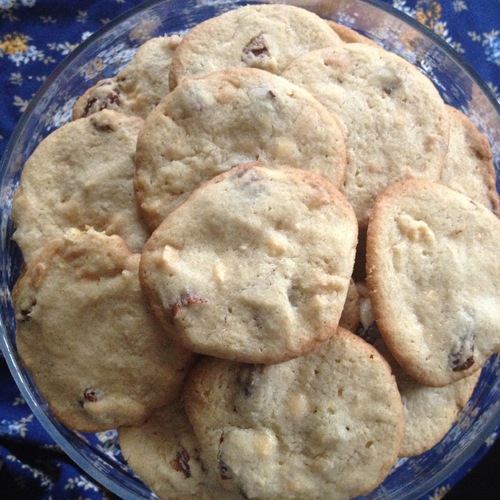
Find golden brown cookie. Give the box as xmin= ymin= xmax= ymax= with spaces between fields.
xmin=355 ymin=290 xmax=481 ymax=457
xmin=73 ymin=35 xmax=182 ymax=120
xmin=440 ymin=105 xmax=499 ymax=215
xmin=140 ymin=163 xmax=357 ymax=364
xmin=367 ymin=179 xmax=500 ymax=386
xmin=14 ymin=229 xmax=195 ymax=432
xmin=282 ymin=43 xmax=450 ymax=228
xmin=326 ymin=20 xmax=379 ymax=46
xmin=381 ymin=338 xmax=481 ymax=457
xmin=12 ymin=110 xmax=150 ymax=262
xmin=183 ymin=328 xmax=404 ymax=499
xmin=119 ymin=399 xmax=232 ymax=499
xmin=169 ymin=3 xmax=342 ymax=89
xmin=135 ymin=67 xmax=346 ymax=230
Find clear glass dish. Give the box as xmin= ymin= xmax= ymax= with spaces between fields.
xmin=0 ymin=1 xmax=499 ymax=498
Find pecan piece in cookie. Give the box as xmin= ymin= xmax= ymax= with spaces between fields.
xmin=242 ymin=34 xmax=271 ymax=61
xmin=82 ymin=79 xmax=121 ymax=117
xmin=170 ymin=447 xmax=191 ymax=478
xmin=170 ymin=292 xmax=207 ymax=319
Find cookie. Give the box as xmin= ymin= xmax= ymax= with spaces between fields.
xmin=73 ymin=35 xmax=182 ymax=120
xmin=168 ymin=3 xmax=342 ymax=89
xmin=326 ymin=20 xmax=379 ymax=46
xmin=140 ymin=163 xmax=358 ymax=364
xmin=12 ymin=109 xmax=150 ymax=262
xmin=14 ymin=228 xmax=195 ymax=432
xmin=282 ymin=43 xmax=450 ymax=227
xmin=366 ymin=179 xmax=500 ymax=386
xmin=379 ymin=339 xmax=480 ymax=457
xmin=356 ymin=290 xmax=481 ymax=457
xmin=440 ymin=105 xmax=499 ymax=215
xmin=135 ymin=67 xmax=347 ymax=229
xmin=119 ymin=399 xmax=232 ymax=500
xmin=183 ymin=327 xmax=405 ymax=499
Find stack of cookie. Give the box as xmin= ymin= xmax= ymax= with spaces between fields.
xmin=10 ymin=4 xmax=500 ymax=499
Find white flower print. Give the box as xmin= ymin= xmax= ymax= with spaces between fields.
xmin=47 ymin=40 xmax=79 ymax=55
xmin=8 ymin=44 xmax=55 ymax=66
xmin=9 ymin=71 xmax=22 ymax=85
xmin=13 ymin=94 xmax=30 ymax=112
xmin=64 ymin=476 xmax=100 ymax=492
xmin=0 ymin=413 xmax=33 ymax=437
xmin=0 ymin=0 xmax=15 ymax=10
xmin=12 ymin=394 xmax=26 ymax=405
xmin=452 ymin=0 xmax=468 ymax=12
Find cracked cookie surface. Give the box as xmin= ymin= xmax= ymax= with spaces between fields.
xmin=440 ymin=105 xmax=499 ymax=215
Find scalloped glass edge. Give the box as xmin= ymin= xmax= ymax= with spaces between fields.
xmin=0 ymin=1 xmax=499 ymax=499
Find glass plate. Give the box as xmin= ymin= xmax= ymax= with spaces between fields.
xmin=1 ymin=1 xmax=499 ymax=498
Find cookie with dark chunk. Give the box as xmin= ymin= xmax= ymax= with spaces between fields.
xmin=168 ymin=3 xmax=342 ymax=89
xmin=119 ymin=399 xmax=233 ymax=499
xmin=356 ymin=290 xmax=481 ymax=457
xmin=73 ymin=35 xmax=182 ymax=120
xmin=183 ymin=327 xmax=404 ymax=499
xmin=140 ymin=163 xmax=357 ymax=364
xmin=14 ymin=229 xmax=195 ymax=432
xmin=367 ymin=179 xmax=500 ymax=386
xmin=12 ymin=109 xmax=150 ymax=262
xmin=282 ymin=43 xmax=450 ymax=228
xmin=135 ymin=66 xmax=347 ymax=230
xmin=379 ymin=338 xmax=481 ymax=457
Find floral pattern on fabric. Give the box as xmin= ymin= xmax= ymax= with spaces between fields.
xmin=0 ymin=1 xmax=499 ymax=498
xmin=392 ymin=0 xmax=500 ymax=99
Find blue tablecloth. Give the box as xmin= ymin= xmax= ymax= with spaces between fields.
xmin=0 ymin=1 xmax=499 ymax=498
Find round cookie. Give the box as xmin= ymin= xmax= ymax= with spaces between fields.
xmin=356 ymin=290 xmax=481 ymax=457
xmin=168 ymin=3 xmax=342 ymax=89
xmin=14 ymin=228 xmax=195 ymax=432
xmin=379 ymin=339 xmax=481 ymax=457
xmin=73 ymin=35 xmax=182 ymax=120
xmin=440 ymin=105 xmax=499 ymax=215
xmin=119 ymin=399 xmax=232 ymax=500
xmin=183 ymin=327 xmax=405 ymax=500
xmin=282 ymin=43 xmax=450 ymax=228
xmin=140 ymin=163 xmax=358 ymax=364
xmin=12 ymin=109 xmax=150 ymax=262
xmin=366 ymin=179 xmax=500 ymax=387
xmin=135 ymin=67 xmax=347 ymax=230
